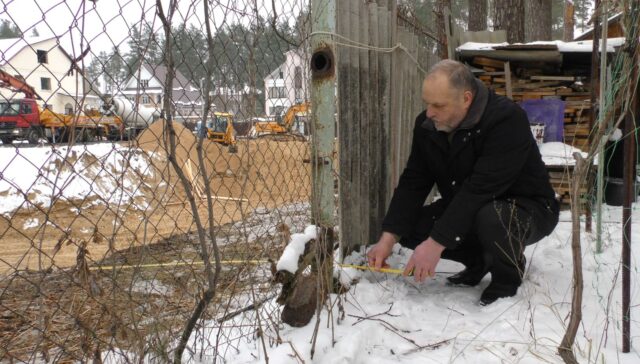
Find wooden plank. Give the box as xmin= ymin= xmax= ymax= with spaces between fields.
xmin=337 ymin=0 xmax=355 ymax=251
xmin=531 ymin=75 xmax=576 ymax=81
xmin=472 ymin=56 xmax=505 ymax=69
xmin=358 ymin=0 xmax=370 ymax=245
xmin=504 ymin=61 xmax=512 ymax=100
xmin=368 ymin=2 xmax=381 ymax=242
xmin=379 ymin=2 xmax=393 ymax=207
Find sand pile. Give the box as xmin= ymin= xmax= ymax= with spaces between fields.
xmin=135 ymin=120 xmax=311 ymax=208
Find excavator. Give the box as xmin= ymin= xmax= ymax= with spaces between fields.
xmin=0 ymin=69 xmax=123 ymax=144
xmin=195 ymin=111 xmax=238 ymax=153
xmin=250 ymin=102 xmax=310 ymax=141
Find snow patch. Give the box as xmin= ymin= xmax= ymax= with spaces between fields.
xmin=276 ymin=225 xmax=317 ymax=274
xmin=539 ymin=142 xmax=588 ymax=166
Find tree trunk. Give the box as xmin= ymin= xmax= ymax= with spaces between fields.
xmin=525 ymin=0 xmax=552 ymax=41
xmin=435 ymin=0 xmax=452 ymax=59
xmin=468 ymin=0 xmax=488 ymax=31
xmin=563 ymin=1 xmax=575 ymax=41
xmin=493 ymin=0 xmax=525 ymax=43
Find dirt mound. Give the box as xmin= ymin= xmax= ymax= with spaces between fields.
xmin=135 ymin=119 xmax=311 ymax=208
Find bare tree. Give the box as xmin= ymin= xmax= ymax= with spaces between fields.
xmin=525 ymin=0 xmax=552 ymax=41
xmin=493 ymin=0 xmax=525 ymax=43
xmin=564 ymin=0 xmax=576 ymax=41
xmin=468 ymin=0 xmax=488 ymax=31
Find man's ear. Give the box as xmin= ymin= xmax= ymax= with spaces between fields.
xmin=463 ymin=90 xmax=473 ymax=108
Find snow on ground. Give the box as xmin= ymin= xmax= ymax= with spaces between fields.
xmin=173 ymin=205 xmax=640 ymax=364
xmin=0 ymin=144 xmax=157 ymax=216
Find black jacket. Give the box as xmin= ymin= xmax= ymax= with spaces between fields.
xmin=382 ymin=80 xmax=557 ymax=249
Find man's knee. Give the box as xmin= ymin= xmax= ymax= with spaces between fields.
xmin=474 ymin=201 xmax=531 ymax=255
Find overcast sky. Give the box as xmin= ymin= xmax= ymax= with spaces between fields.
xmin=0 ymin=0 xmax=307 ymax=62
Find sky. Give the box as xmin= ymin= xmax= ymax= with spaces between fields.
xmin=0 ymin=0 xmax=308 ymax=61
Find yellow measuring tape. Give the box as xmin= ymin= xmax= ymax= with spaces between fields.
xmin=338 ymin=263 xmax=408 ymax=275
xmin=89 ymin=260 xmax=409 ymax=274
xmin=88 ymin=259 xmax=268 ymax=271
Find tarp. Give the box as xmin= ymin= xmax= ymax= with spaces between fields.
xmin=520 ymin=99 xmax=565 ymax=143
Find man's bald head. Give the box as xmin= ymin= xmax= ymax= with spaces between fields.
xmin=425 ymin=60 xmax=478 ymax=96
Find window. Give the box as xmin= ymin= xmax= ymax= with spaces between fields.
xmin=270 ymin=106 xmax=285 ymax=116
xmin=64 ymin=103 xmax=73 ymax=115
xmin=40 ymin=77 xmax=51 ymax=90
xmin=37 ymin=50 xmax=48 ymax=64
xmin=294 ymin=66 xmax=302 ymax=89
xmin=268 ymin=87 xmax=286 ymax=99
xmin=0 ymin=102 xmax=20 ymax=116
xmin=141 ymin=95 xmax=150 ymax=104
xmin=140 ymin=79 xmax=149 ymax=88
xmin=21 ymin=103 xmax=33 ymax=114
xmin=156 ymin=94 xmax=162 ymax=103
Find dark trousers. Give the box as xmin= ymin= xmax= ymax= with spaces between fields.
xmin=399 ymin=198 xmax=559 ymax=284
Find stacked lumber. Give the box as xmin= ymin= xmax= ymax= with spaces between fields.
xmin=470 ymin=56 xmax=596 ymax=208
xmin=471 ymin=56 xmax=593 ymax=153
xmin=546 ymin=165 xmax=591 ymax=207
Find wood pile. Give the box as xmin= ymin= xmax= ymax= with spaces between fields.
xmin=471 ymin=56 xmax=594 ymax=208
xmin=472 ymin=56 xmax=593 ymax=152
xmin=545 ymin=164 xmax=592 ymax=206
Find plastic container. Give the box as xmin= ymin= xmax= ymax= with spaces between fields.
xmin=604 ymin=177 xmax=638 ymax=206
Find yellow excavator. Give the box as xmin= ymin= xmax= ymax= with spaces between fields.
xmin=250 ymin=102 xmax=310 ymax=141
xmin=196 ymin=111 xmax=238 ymax=153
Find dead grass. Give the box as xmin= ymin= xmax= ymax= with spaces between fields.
xmin=0 ymin=225 xmax=286 ymax=362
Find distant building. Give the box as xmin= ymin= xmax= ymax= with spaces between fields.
xmin=0 ymin=36 xmax=99 ymax=114
xmin=209 ymin=85 xmax=261 ymax=121
xmin=120 ymin=63 xmax=203 ymax=122
xmin=263 ymin=49 xmax=310 ymax=116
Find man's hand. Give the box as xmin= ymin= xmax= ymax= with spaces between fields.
xmin=367 ymin=232 xmax=397 ymax=270
xmin=404 ymin=237 xmax=445 ymax=282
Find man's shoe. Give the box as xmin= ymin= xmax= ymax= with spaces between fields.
xmin=479 ymin=256 xmax=526 ymax=305
xmin=479 ymin=281 xmax=520 ymax=305
xmin=446 ymin=264 xmax=490 ymax=287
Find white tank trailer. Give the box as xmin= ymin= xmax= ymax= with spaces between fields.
xmin=103 ymin=97 xmax=160 ymax=139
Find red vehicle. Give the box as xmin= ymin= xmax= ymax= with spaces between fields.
xmin=0 ymin=70 xmax=43 ymax=144
xmin=0 ymin=69 xmax=123 ymax=144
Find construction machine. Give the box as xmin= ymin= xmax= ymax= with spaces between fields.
xmin=0 ymin=69 xmax=123 ymax=144
xmin=195 ymin=111 xmax=238 ymax=153
xmin=250 ymin=102 xmax=310 ymax=141
xmin=101 ymin=96 xmax=159 ymax=139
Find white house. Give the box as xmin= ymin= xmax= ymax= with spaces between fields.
xmin=263 ymin=49 xmax=310 ymax=116
xmin=120 ymin=63 xmax=203 ymax=122
xmin=0 ymin=36 xmax=98 ymax=114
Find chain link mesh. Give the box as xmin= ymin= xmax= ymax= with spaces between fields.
xmin=0 ymin=0 xmax=315 ymax=361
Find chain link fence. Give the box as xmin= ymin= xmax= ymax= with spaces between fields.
xmin=0 ymin=0 xmax=315 ymax=362
xmin=0 ymin=0 xmax=440 ymax=361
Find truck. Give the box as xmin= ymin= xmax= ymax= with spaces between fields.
xmin=100 ymin=96 xmax=160 ymax=140
xmin=195 ymin=111 xmax=238 ymax=153
xmin=249 ymin=102 xmax=310 ymax=141
xmin=0 ymin=69 xmax=123 ymax=144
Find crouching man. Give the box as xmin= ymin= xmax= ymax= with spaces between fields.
xmin=367 ymin=60 xmax=559 ymax=305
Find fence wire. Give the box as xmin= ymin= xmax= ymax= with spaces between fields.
xmin=0 ymin=0 xmax=433 ymax=361
xmin=0 ymin=0 xmax=314 ymax=362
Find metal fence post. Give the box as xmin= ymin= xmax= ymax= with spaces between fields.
xmin=310 ymin=0 xmax=336 ymax=282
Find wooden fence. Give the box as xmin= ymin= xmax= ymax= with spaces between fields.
xmin=335 ymin=0 xmax=438 ymax=252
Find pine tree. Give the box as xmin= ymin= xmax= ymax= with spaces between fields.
xmin=0 ymin=19 xmax=22 ymax=39
xmin=494 ymin=0 xmax=525 ymax=43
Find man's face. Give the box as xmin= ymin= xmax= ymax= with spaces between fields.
xmin=422 ymin=73 xmax=473 ymax=133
